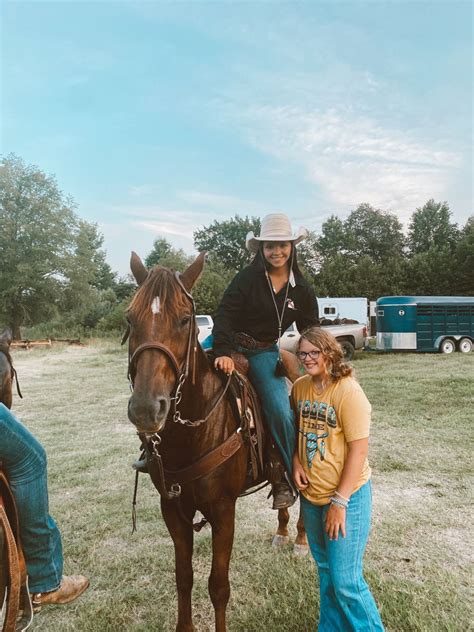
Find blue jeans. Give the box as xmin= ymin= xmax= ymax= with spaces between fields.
xmin=239 ymin=345 xmax=295 ymax=476
xmin=203 ymin=335 xmax=296 ymax=475
xmin=301 ymin=481 xmax=384 ymax=631
xmin=0 ymin=403 xmax=63 ymax=593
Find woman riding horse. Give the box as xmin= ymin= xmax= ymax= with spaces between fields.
xmin=211 ymin=213 xmax=319 ymax=508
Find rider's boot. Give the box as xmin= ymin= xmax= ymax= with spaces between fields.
xmin=265 ymin=449 xmax=297 ymax=510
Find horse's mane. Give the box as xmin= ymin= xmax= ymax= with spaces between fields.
xmin=127 ymin=266 xmax=190 ymax=322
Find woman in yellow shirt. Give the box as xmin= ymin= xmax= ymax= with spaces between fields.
xmin=292 ymin=327 xmax=384 ymax=631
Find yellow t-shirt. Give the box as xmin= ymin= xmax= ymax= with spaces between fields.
xmin=291 ymin=374 xmax=372 ymax=505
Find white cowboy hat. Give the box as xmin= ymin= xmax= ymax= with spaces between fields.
xmin=245 ymin=213 xmax=308 ymax=253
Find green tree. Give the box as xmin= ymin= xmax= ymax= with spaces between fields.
xmin=145 ymin=237 xmax=192 ymax=271
xmin=407 ymin=199 xmax=459 ymax=255
xmin=60 ymin=221 xmax=116 ymax=320
xmin=297 ymin=229 xmax=321 ymax=278
xmin=193 ymin=258 xmax=234 ymax=315
xmin=194 ymin=215 xmax=261 ymax=273
xmin=344 ymin=203 xmax=404 ymax=263
xmin=314 ymin=204 xmax=405 ymax=298
xmin=404 ymin=248 xmax=454 ymax=295
xmin=316 ymin=216 xmax=348 ymax=260
xmin=0 ymin=155 xmax=78 ymax=338
xmin=447 ymin=216 xmax=473 ymax=295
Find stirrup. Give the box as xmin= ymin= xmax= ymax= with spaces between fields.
xmin=132 ymin=458 xmax=148 ymax=473
xmin=271 ymin=481 xmax=297 ymax=510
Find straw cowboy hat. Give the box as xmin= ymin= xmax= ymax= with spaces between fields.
xmin=245 ymin=213 xmax=308 ymax=253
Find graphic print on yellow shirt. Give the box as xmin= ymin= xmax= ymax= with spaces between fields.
xmin=291 ymin=375 xmax=372 ymax=506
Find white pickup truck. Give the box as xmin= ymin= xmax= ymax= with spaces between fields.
xmin=280 ymin=322 xmax=367 ymax=360
xmin=197 ymin=315 xmax=367 ymax=360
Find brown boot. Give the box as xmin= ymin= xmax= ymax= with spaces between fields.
xmin=271 ymin=481 xmax=297 ymax=510
xmin=31 ymin=575 xmax=89 ymax=613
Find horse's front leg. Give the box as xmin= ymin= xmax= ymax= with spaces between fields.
xmin=272 ymin=508 xmax=290 ymax=547
xmin=208 ymin=498 xmax=236 ymax=632
xmin=161 ymin=499 xmax=195 ymax=632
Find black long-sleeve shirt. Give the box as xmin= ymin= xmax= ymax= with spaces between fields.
xmin=212 ymin=261 xmax=319 ymax=358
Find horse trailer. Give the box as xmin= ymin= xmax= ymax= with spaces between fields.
xmin=376 ymin=296 xmax=474 ymax=353
xmin=317 ymin=297 xmax=368 ymax=326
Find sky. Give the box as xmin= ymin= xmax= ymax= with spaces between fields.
xmin=1 ymin=0 xmax=472 ymax=277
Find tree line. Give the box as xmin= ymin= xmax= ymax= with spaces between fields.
xmin=0 ymin=155 xmax=472 ymax=338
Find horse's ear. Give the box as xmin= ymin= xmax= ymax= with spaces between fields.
xmin=0 ymin=328 xmax=12 ymax=346
xmin=180 ymin=252 xmax=207 ymax=292
xmin=130 ymin=251 xmax=148 ymax=285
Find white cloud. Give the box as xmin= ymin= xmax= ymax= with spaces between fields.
xmin=231 ymin=104 xmax=461 ymax=221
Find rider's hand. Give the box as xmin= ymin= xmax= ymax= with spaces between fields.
xmin=214 ymin=356 xmax=235 ymax=376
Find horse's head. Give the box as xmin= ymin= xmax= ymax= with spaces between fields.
xmin=126 ymin=251 xmax=206 ymax=434
xmin=0 ymin=328 xmax=13 ymax=409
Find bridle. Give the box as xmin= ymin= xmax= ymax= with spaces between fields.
xmin=0 ymin=344 xmax=23 ymax=401
xmin=125 ymin=272 xmax=231 ymax=428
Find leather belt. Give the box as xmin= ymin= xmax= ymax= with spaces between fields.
xmin=234 ymin=332 xmax=277 ymax=350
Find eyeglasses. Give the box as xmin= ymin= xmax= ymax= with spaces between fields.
xmin=296 ymin=350 xmax=321 ymax=361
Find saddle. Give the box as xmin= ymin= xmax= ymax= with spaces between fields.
xmin=0 ymin=469 xmax=33 ymax=632
xmin=227 ymin=350 xmax=301 ymax=491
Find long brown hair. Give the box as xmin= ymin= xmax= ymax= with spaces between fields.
xmin=299 ymin=326 xmax=354 ymax=380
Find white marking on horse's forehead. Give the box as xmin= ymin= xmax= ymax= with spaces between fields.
xmin=151 ymin=296 xmax=161 ymax=315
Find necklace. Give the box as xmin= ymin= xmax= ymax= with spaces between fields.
xmin=313 ymin=377 xmax=330 ymax=394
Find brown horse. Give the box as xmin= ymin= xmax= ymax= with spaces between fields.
xmin=126 ymin=252 xmax=307 ymax=632
xmin=0 ymin=329 xmax=20 ymax=410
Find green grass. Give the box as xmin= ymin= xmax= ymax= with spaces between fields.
xmin=8 ymin=342 xmax=474 ymax=631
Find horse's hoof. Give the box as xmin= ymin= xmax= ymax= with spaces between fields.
xmin=271 ymin=534 xmax=290 ymax=548
xmin=293 ymin=543 xmax=309 ymax=557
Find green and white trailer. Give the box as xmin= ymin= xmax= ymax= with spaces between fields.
xmin=376 ymin=296 xmax=474 ymax=353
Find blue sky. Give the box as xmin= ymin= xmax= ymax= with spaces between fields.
xmin=2 ymin=0 xmax=472 ymax=276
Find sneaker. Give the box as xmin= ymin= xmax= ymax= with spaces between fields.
xmin=271 ymin=482 xmax=297 ymax=510
xmin=30 ymin=575 xmax=89 ymax=613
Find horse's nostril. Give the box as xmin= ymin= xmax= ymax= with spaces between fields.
xmin=128 ymin=395 xmax=169 ymax=429
xmin=157 ymin=397 xmax=168 ymax=419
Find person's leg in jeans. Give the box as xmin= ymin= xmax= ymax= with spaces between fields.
xmin=300 ymin=495 xmax=350 ymax=631
xmin=244 ymin=346 xmax=296 ymax=474
xmin=302 ymin=485 xmax=384 ymax=631
xmin=0 ymin=403 xmax=63 ymax=593
xmin=325 ymin=481 xmax=384 ymax=631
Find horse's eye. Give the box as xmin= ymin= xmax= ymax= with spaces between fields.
xmin=180 ymin=315 xmax=191 ymax=327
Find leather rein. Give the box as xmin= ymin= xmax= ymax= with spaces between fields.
xmin=0 ymin=344 xmax=23 ymax=401
xmin=125 ymin=272 xmax=239 ymax=504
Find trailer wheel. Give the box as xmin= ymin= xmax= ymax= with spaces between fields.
xmin=458 ymin=337 xmax=473 ymax=353
xmin=439 ymin=338 xmax=456 ymax=354
xmin=339 ymin=340 xmax=355 ymax=361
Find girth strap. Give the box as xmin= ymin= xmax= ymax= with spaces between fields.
xmin=164 ymin=430 xmax=244 ymax=485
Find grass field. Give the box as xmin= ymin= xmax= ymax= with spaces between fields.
xmin=7 ymin=341 xmax=473 ymax=631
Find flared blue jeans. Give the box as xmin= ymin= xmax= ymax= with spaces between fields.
xmin=301 ymin=481 xmax=384 ymax=631
xmin=0 ymin=403 xmax=63 ymax=592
